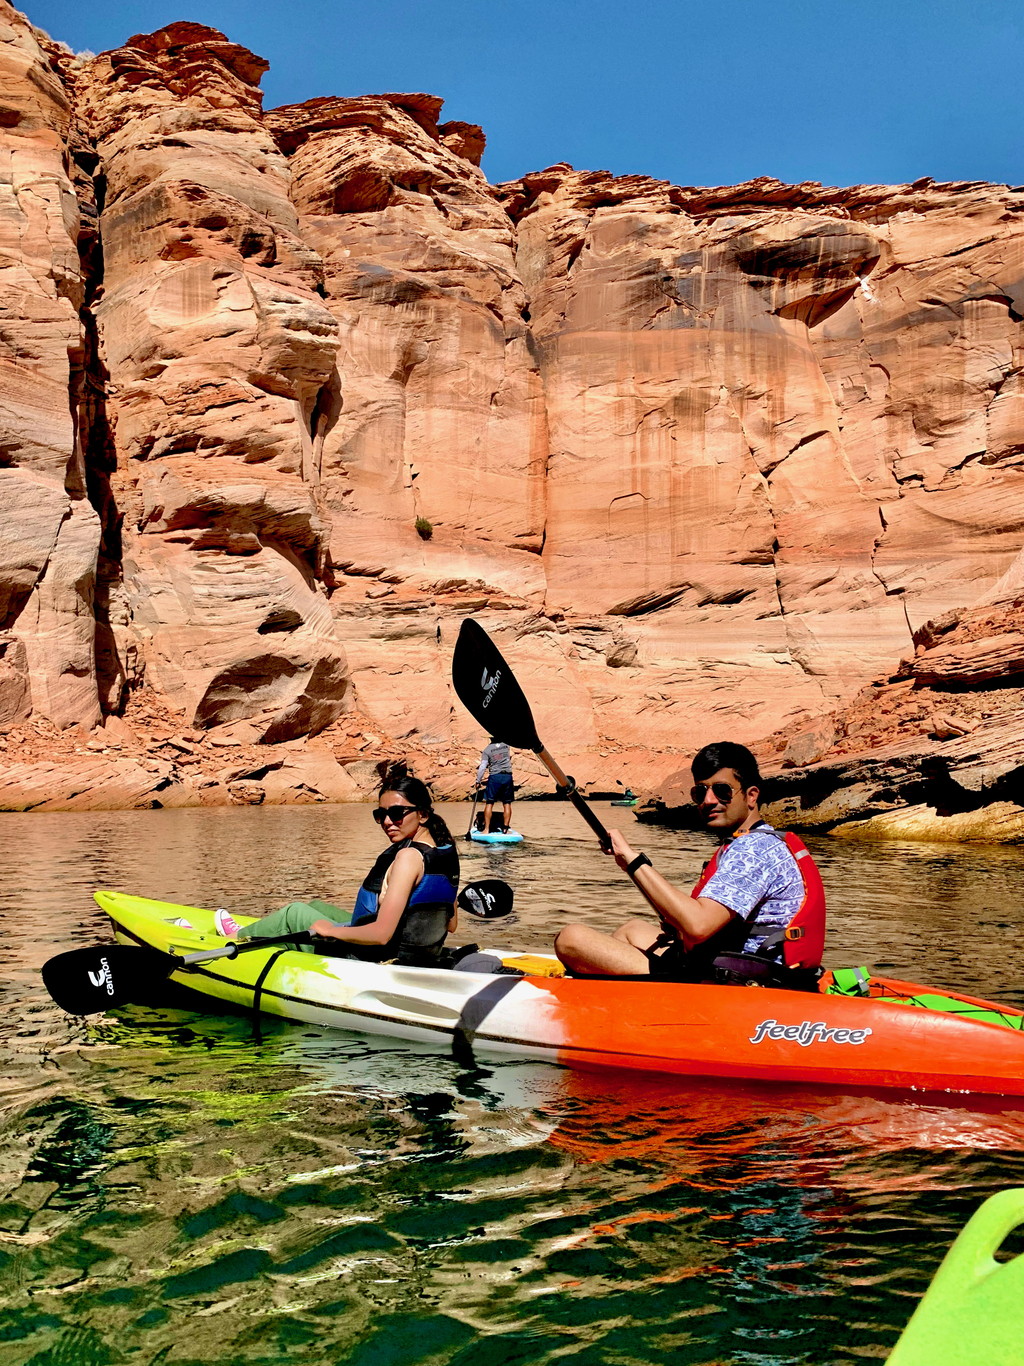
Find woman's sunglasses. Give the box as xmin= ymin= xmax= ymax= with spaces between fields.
xmin=373 ymin=804 xmax=419 ymax=826
xmin=690 ymin=782 xmax=738 ymax=806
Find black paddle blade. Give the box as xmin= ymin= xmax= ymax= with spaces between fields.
xmin=452 ymin=619 xmax=541 ymax=750
xmin=457 ymin=879 xmax=515 ymax=919
xmin=42 ymin=944 xmax=174 ymax=1014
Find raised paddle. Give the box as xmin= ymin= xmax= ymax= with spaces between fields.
xmin=452 ymin=618 xmax=614 ymax=851
xmin=42 ymin=931 xmax=311 ymax=1015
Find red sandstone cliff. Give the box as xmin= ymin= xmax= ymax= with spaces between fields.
xmin=3 ymin=6 xmax=1024 ymax=818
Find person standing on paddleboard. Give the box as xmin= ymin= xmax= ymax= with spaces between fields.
xmin=554 ymin=742 xmax=825 ymax=982
xmin=212 ymin=770 xmax=460 ymax=967
xmin=476 ymin=738 xmax=514 ymax=834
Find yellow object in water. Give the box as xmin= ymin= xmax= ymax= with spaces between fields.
xmin=501 ymin=954 xmax=565 ymax=978
xmin=888 ymin=1188 xmax=1024 ymax=1365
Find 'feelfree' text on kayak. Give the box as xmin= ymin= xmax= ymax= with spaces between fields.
xmin=750 ymin=1019 xmax=873 ymax=1046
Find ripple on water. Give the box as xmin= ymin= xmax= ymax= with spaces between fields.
xmin=3 ymin=803 xmax=1024 ymax=1364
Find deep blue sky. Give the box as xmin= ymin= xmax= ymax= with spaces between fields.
xmin=25 ymin=0 xmax=1024 ymax=189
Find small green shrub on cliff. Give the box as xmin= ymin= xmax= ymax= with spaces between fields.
xmin=415 ymin=517 xmax=433 ymax=540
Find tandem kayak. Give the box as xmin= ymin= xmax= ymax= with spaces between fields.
xmin=469 ymin=829 xmax=524 ymax=844
xmin=96 ymin=891 xmax=1024 ymax=1096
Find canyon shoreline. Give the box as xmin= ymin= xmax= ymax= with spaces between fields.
xmin=1 ymin=5 xmax=1023 ymax=836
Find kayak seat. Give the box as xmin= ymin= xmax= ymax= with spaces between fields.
xmin=710 ymin=950 xmax=824 ymax=992
xmin=451 ymin=952 xmax=525 ymax=975
xmin=565 ymin=954 xmax=823 ymax=991
xmin=436 ymin=944 xmax=526 ymax=975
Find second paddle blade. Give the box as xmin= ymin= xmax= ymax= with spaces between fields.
xmin=452 ymin=618 xmax=541 ymax=750
xmin=457 ymin=878 xmax=515 ymax=919
xmin=42 ymin=944 xmax=174 ymax=1014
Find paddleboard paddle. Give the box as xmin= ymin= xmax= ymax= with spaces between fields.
xmin=465 ymin=781 xmax=482 ymax=842
xmin=42 ymin=930 xmax=311 ymax=1015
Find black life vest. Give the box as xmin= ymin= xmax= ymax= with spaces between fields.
xmin=349 ymin=838 xmax=460 ymax=967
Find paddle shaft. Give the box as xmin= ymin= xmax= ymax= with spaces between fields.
xmin=535 ymin=746 xmax=611 ymax=848
xmin=466 ymin=782 xmax=481 ymax=838
xmin=451 ymin=618 xmax=663 ymax=913
xmin=177 ymin=930 xmax=311 ymax=968
xmin=534 ymin=744 xmax=668 ymax=916
xmin=40 ymin=929 xmax=314 ymax=1015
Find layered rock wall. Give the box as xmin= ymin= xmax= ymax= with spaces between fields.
xmin=67 ymin=22 xmax=350 ymax=745
xmin=3 ymin=6 xmax=1024 ymax=809
xmin=498 ymin=168 xmax=1024 ymax=729
xmin=0 ymin=2 xmax=98 ymax=730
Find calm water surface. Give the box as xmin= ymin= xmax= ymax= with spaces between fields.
xmin=3 ymin=802 xmax=1024 ymax=1365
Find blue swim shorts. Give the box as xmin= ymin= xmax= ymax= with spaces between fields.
xmin=484 ymin=773 xmax=514 ymax=803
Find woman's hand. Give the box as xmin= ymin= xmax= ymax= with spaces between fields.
xmin=606 ymin=828 xmax=637 ymax=872
xmin=310 ymin=918 xmax=342 ymax=939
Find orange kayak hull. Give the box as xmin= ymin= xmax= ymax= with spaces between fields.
xmin=522 ymin=975 xmax=1024 ymax=1096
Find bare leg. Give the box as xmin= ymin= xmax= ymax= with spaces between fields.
xmin=482 ymin=802 xmax=493 ymax=831
xmin=503 ymin=802 xmax=512 ymax=831
xmin=612 ymin=918 xmax=665 ymax=949
xmin=554 ymin=919 xmax=661 ymax=975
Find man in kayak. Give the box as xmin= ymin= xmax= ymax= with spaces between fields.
xmin=476 ymin=737 xmax=514 ymax=834
xmin=553 ymin=741 xmax=824 ymax=981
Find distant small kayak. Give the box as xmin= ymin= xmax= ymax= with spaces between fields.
xmin=469 ymin=829 xmax=525 ymax=845
xmin=611 ymin=798 xmax=638 ymax=807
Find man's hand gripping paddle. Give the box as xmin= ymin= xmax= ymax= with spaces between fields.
xmin=41 ymin=931 xmax=311 ymax=1015
xmin=452 ymin=618 xmax=615 ymax=852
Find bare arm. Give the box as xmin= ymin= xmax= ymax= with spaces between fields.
xmin=309 ymin=848 xmax=424 ymax=946
xmin=606 ymin=829 xmax=735 ymax=949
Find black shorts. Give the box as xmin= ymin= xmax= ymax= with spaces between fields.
xmin=646 ymin=937 xmax=708 ymax=983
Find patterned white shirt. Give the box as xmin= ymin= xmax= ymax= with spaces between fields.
xmin=698 ymin=823 xmax=804 ymax=952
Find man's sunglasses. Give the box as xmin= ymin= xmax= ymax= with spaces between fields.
xmin=373 ymin=804 xmax=419 ymax=826
xmin=690 ymin=782 xmax=739 ymax=806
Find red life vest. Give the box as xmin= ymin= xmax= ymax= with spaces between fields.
xmin=691 ymin=828 xmax=826 ymax=970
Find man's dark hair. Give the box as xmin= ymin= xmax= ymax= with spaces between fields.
xmin=691 ymin=742 xmax=761 ymax=791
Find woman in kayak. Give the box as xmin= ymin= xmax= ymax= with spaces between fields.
xmin=212 ymin=769 xmax=460 ymax=967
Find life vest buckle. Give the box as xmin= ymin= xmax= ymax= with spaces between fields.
xmin=784 ymin=925 xmax=804 ymax=941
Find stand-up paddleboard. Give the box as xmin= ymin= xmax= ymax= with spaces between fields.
xmin=469 ymin=829 xmax=524 ymax=844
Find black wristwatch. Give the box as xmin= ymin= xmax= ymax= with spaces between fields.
xmin=626 ymin=852 xmax=652 ymax=876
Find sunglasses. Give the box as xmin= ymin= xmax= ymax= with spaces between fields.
xmin=690 ymin=782 xmax=739 ymax=806
xmin=373 ymin=804 xmax=419 ymax=826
